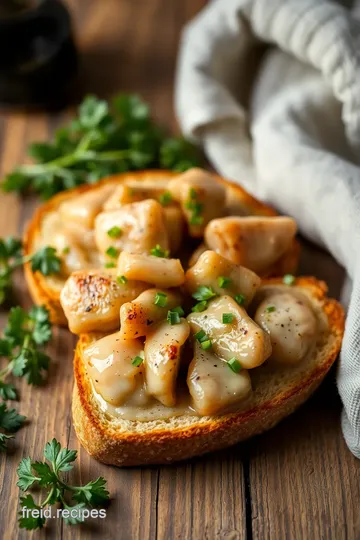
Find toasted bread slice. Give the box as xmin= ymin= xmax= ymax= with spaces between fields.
xmin=72 ymin=277 xmax=344 ymax=466
xmin=23 ymin=170 xmax=299 ymax=327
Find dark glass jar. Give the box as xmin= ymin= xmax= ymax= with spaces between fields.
xmin=0 ymin=0 xmax=78 ymax=108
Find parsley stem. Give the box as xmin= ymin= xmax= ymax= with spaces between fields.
xmin=17 ymin=254 xmax=32 ymax=266
xmin=40 ymin=486 xmax=57 ymax=508
xmin=92 ymin=149 xmax=131 ymax=161
xmin=18 ymin=149 xmax=132 ymax=177
xmin=0 ymin=360 xmax=14 ymax=380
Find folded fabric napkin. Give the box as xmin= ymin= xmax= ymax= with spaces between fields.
xmin=175 ymin=0 xmax=360 ymax=457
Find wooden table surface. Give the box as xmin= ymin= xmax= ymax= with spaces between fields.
xmin=0 ymin=1 xmax=359 ymax=539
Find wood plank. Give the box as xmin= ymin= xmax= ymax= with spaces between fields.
xmin=157 ymin=450 xmax=247 ymax=539
xmin=248 ymin=377 xmax=360 ymax=540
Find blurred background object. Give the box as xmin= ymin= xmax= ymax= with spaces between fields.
xmin=0 ymin=0 xmax=77 ymax=108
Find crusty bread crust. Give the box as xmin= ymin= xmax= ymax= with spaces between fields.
xmin=23 ymin=170 xmax=299 ymax=327
xmin=72 ymin=277 xmax=344 ymax=466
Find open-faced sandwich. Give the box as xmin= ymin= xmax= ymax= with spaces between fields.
xmin=23 ymin=167 xmax=343 ymax=465
xmin=23 ymin=168 xmax=300 ymax=326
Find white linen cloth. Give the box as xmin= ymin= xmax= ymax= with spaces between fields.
xmin=175 ymin=0 xmax=360 ymax=457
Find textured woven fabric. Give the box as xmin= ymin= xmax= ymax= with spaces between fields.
xmin=175 ymin=0 xmax=360 ymax=456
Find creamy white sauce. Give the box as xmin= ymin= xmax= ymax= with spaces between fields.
xmin=93 ymin=379 xmax=198 ymax=421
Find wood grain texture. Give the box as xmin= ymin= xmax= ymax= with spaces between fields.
xmin=0 ymin=1 xmax=359 ymax=539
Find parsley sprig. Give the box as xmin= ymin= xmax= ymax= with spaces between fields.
xmin=2 ymin=94 xmax=201 ymax=200
xmin=0 ymin=305 xmax=52 ymax=451
xmin=17 ymin=438 xmax=109 ymax=530
xmin=0 ymin=402 xmax=26 ymax=451
xmin=0 ymin=236 xmax=61 ymax=305
xmin=0 ymin=305 xmax=52 ymax=392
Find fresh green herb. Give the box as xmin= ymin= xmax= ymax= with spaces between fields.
xmin=200 ymin=339 xmax=212 ymax=350
xmin=160 ymin=138 xmax=200 ymax=172
xmin=17 ymin=438 xmax=109 ymax=529
xmin=186 ymin=187 xmax=204 ymax=225
xmin=105 ymin=246 xmax=119 ymax=259
xmin=104 ymin=262 xmax=116 ymax=269
xmin=62 ymin=246 xmax=70 ymax=255
xmin=0 ymin=305 xmax=52 ymax=388
xmin=184 ymin=200 xmax=203 ymax=213
xmin=283 ymin=274 xmax=295 ymax=285
xmin=0 ymin=237 xmax=61 ymax=305
xmin=266 ymin=305 xmax=276 ymax=313
xmin=227 ymin=358 xmax=242 ymax=373
xmin=30 ymin=247 xmax=62 ymax=276
xmin=132 ymin=356 xmax=143 ymax=367
xmin=107 ymin=226 xmax=122 ymax=238
xmin=167 ymin=310 xmax=181 ymax=325
xmin=154 ymin=292 xmax=167 ymax=307
xmin=172 ymin=306 xmax=185 ymax=316
xmin=0 ymin=236 xmax=23 ymax=304
xmin=192 ymin=301 xmax=207 ymax=313
xmin=189 ymin=188 xmax=197 ymax=200
xmin=0 ymin=403 xmax=26 ymax=451
xmin=218 ymin=276 xmax=232 ymax=289
xmin=0 ymin=305 xmax=52 ymax=451
xmin=194 ymin=330 xmax=212 ymax=350
xmin=190 ymin=214 xmax=204 ymax=225
xmin=159 ymin=191 xmax=172 ymax=206
xmin=117 ymin=275 xmax=128 ymax=285
xmin=150 ymin=244 xmax=169 ymax=258
xmin=192 ymin=286 xmax=217 ymax=302
xmin=222 ymin=313 xmax=234 ymax=324
xmin=2 ymin=94 xmax=201 ymax=200
xmin=234 ymin=294 xmax=245 ymax=306
xmin=195 ymin=329 xmax=207 ymax=342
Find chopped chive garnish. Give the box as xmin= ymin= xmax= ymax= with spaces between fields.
xmin=192 ymin=286 xmax=217 ymax=302
xmin=105 ymin=262 xmax=116 ymax=268
xmin=167 ymin=310 xmax=181 ymax=325
xmin=159 ymin=191 xmax=172 ymax=206
xmin=283 ymin=274 xmax=295 ymax=285
xmin=201 ymin=339 xmax=212 ymax=350
xmin=150 ymin=244 xmax=170 ymax=258
xmin=154 ymin=292 xmax=168 ymax=307
xmin=186 ymin=188 xmax=204 ymax=225
xmin=228 ymin=358 xmax=242 ymax=373
xmin=190 ymin=214 xmax=204 ymax=225
xmin=266 ymin=305 xmax=276 ymax=313
xmin=172 ymin=306 xmax=184 ymax=316
xmin=195 ymin=329 xmax=207 ymax=342
xmin=195 ymin=331 xmax=211 ymax=349
xmin=107 ymin=226 xmax=123 ymax=238
xmin=132 ymin=356 xmax=144 ymax=367
xmin=189 ymin=187 xmax=197 ymax=200
xmin=222 ymin=313 xmax=234 ymax=324
xmin=106 ymin=246 xmax=119 ymax=259
xmin=117 ymin=275 xmax=128 ymax=285
xmin=218 ymin=276 xmax=232 ymax=288
xmin=185 ymin=200 xmax=203 ymax=213
xmin=192 ymin=301 xmax=208 ymax=312
xmin=234 ymin=294 xmax=245 ymax=306
xmin=62 ymin=246 xmax=70 ymax=255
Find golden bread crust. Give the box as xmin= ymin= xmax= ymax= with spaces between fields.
xmin=72 ymin=277 xmax=344 ymax=466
